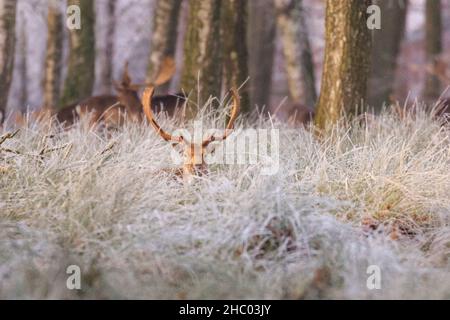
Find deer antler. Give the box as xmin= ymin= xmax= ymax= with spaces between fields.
xmin=153 ymin=57 xmax=176 ymax=86
xmin=142 ymin=87 xmax=183 ymax=143
xmin=132 ymin=57 xmax=177 ymax=89
xmin=202 ymin=88 xmax=240 ymax=147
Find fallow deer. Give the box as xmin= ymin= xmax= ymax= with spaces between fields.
xmin=55 ymin=57 xmax=182 ymax=128
xmin=141 ymin=86 xmax=240 ymax=180
xmin=56 ymin=64 xmax=143 ymax=128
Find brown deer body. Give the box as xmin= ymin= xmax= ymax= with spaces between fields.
xmin=11 ymin=57 xmax=183 ymax=129
xmin=142 ymin=86 xmax=240 ymax=180
xmin=56 ymin=92 xmax=141 ymax=128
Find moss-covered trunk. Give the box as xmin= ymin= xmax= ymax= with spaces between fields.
xmin=0 ymin=0 xmax=17 ymax=124
xmin=147 ymin=0 xmax=182 ymax=93
xmin=221 ymin=0 xmax=250 ymax=113
xmin=248 ymin=0 xmax=275 ymax=110
xmin=314 ymin=0 xmax=371 ymax=130
xmin=368 ymin=0 xmax=408 ymax=111
xmin=274 ymin=0 xmax=317 ymax=108
xmin=181 ymin=0 xmax=222 ymax=116
xmin=423 ymin=0 xmax=442 ymax=103
xmin=60 ymin=0 xmax=95 ymax=108
xmin=43 ymin=0 xmax=63 ymax=110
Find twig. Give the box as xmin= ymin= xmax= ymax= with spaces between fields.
xmin=40 ymin=143 xmax=71 ymax=155
xmin=98 ymin=140 xmax=117 ymax=156
xmin=0 ymin=129 xmax=20 ymax=146
xmin=0 ymin=147 xmax=23 ymax=156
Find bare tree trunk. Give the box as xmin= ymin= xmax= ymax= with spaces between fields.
xmin=147 ymin=0 xmax=182 ymax=94
xmin=314 ymin=0 xmax=372 ymax=130
xmin=368 ymin=0 xmax=408 ymax=111
xmin=221 ymin=0 xmax=250 ymax=113
xmin=423 ymin=0 xmax=442 ymax=103
xmin=274 ymin=0 xmax=317 ymax=108
xmin=0 ymin=0 xmax=17 ymax=124
xmin=18 ymin=11 xmax=27 ymax=112
xmin=98 ymin=0 xmax=115 ymax=95
xmin=181 ymin=0 xmax=222 ymax=116
xmin=248 ymin=0 xmax=276 ymax=109
xmin=60 ymin=0 xmax=96 ymax=108
xmin=43 ymin=0 xmax=63 ymax=110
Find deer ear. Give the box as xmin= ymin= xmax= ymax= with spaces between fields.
xmin=121 ymin=62 xmax=132 ymax=86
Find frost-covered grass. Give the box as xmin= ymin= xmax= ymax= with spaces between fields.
xmin=0 ymin=107 xmax=449 ymax=299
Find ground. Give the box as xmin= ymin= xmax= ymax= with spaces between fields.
xmin=0 ymin=106 xmax=449 ymax=299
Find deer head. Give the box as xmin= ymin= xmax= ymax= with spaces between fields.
xmin=113 ymin=57 xmax=178 ymax=123
xmin=141 ymin=86 xmax=240 ymax=179
xmin=112 ymin=62 xmax=143 ymax=122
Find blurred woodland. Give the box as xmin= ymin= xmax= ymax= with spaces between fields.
xmin=0 ymin=0 xmax=449 ymax=128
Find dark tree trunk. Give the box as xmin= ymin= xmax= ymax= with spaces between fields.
xmin=98 ymin=0 xmax=115 ymax=95
xmin=60 ymin=0 xmax=96 ymax=108
xmin=43 ymin=0 xmax=63 ymax=110
xmin=248 ymin=0 xmax=276 ymax=110
xmin=0 ymin=0 xmax=17 ymax=124
xmin=221 ymin=0 xmax=250 ymax=113
xmin=423 ymin=0 xmax=443 ymax=103
xmin=368 ymin=0 xmax=408 ymax=111
xmin=181 ymin=0 xmax=222 ymax=117
xmin=18 ymin=11 xmax=27 ymax=112
xmin=315 ymin=0 xmax=372 ymax=130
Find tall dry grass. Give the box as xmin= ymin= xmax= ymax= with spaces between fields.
xmin=0 ymin=106 xmax=449 ymax=299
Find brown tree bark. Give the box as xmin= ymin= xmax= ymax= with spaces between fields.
xmin=43 ymin=0 xmax=63 ymax=110
xmin=181 ymin=0 xmax=222 ymax=116
xmin=248 ymin=0 xmax=276 ymax=110
xmin=314 ymin=0 xmax=372 ymax=130
xmin=147 ymin=0 xmax=182 ymax=94
xmin=0 ymin=0 xmax=17 ymax=124
xmin=221 ymin=0 xmax=250 ymax=113
xmin=368 ymin=0 xmax=408 ymax=111
xmin=423 ymin=0 xmax=443 ymax=103
xmin=274 ymin=0 xmax=317 ymax=108
xmin=60 ymin=0 xmax=96 ymax=108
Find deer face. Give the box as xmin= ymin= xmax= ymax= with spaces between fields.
xmin=180 ymin=142 xmax=208 ymax=176
xmin=141 ymin=86 xmax=240 ymax=180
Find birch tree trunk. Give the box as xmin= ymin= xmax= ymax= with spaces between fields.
xmin=248 ymin=0 xmax=275 ymax=109
xmin=181 ymin=0 xmax=222 ymax=116
xmin=147 ymin=0 xmax=182 ymax=93
xmin=98 ymin=0 xmax=115 ymax=95
xmin=368 ymin=0 xmax=408 ymax=111
xmin=43 ymin=0 xmax=63 ymax=110
xmin=423 ymin=0 xmax=442 ymax=103
xmin=314 ymin=0 xmax=372 ymax=130
xmin=0 ymin=0 xmax=17 ymax=124
xmin=60 ymin=0 xmax=95 ymax=108
xmin=221 ymin=0 xmax=250 ymax=113
xmin=274 ymin=0 xmax=317 ymax=108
